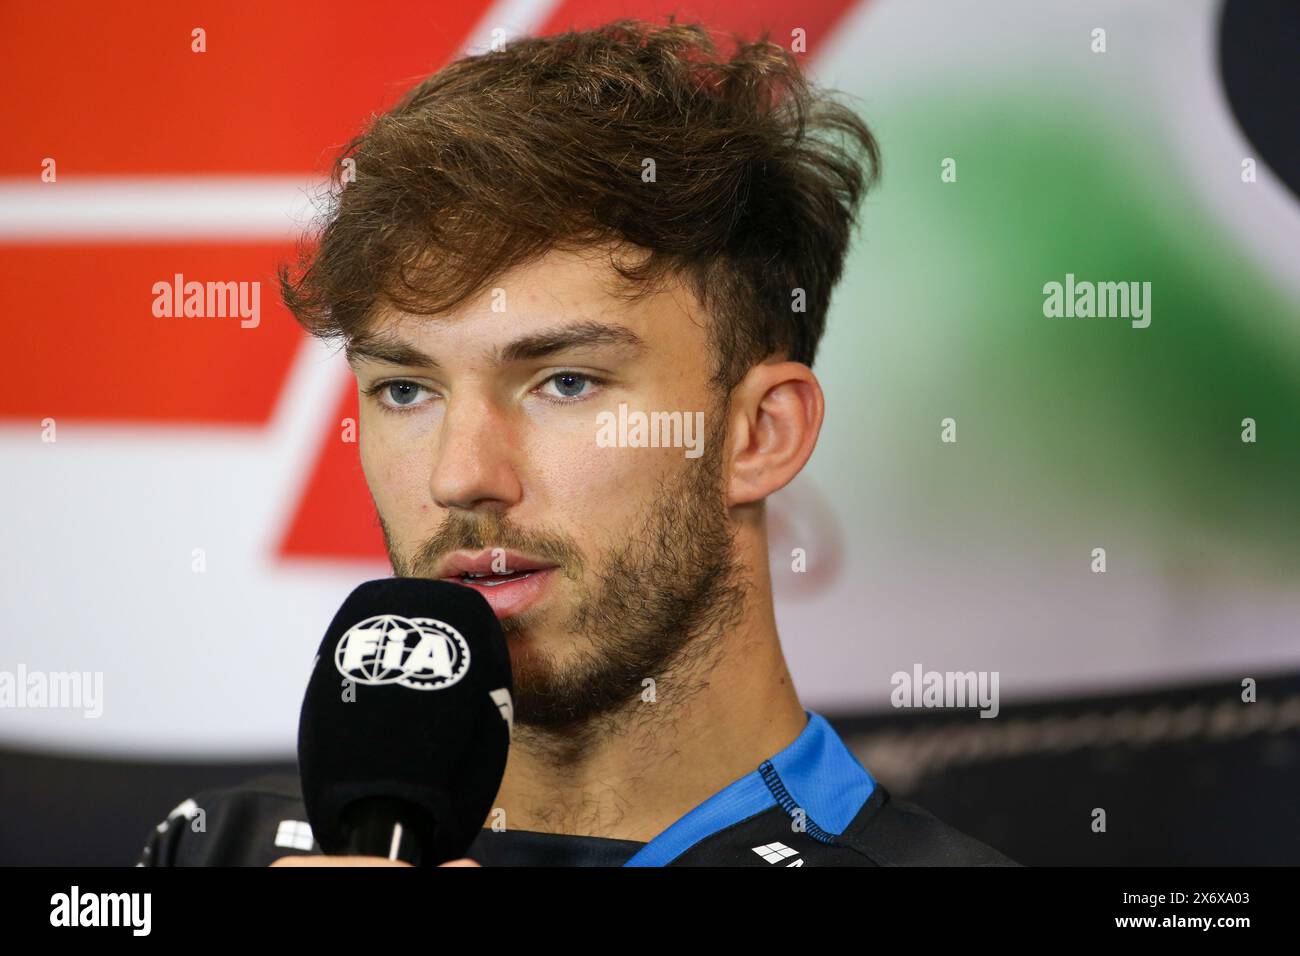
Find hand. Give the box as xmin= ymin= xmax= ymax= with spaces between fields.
xmin=270 ymin=855 xmax=479 ymax=866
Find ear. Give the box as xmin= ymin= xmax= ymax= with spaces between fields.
xmin=726 ymin=360 xmax=825 ymax=506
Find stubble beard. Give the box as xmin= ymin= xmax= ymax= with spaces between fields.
xmin=381 ymin=413 xmax=748 ymax=749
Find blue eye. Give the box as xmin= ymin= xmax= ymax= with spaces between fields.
xmin=543 ymin=372 xmax=601 ymax=400
xmin=386 ymin=382 xmax=425 ymax=406
xmin=552 ymin=373 xmax=589 ymax=398
xmin=367 ymin=380 xmax=431 ymax=410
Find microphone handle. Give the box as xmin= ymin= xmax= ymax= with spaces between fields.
xmin=343 ymin=797 xmax=435 ymax=865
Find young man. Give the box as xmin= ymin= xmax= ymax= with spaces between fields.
xmin=140 ymin=19 xmax=1013 ymax=867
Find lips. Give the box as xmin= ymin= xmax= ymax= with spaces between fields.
xmin=434 ymin=550 xmax=559 ymax=621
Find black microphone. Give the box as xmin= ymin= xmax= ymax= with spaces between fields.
xmin=297 ymin=578 xmax=513 ymax=866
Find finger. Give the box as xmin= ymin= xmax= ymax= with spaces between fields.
xmin=270 ymin=855 xmax=413 ymax=867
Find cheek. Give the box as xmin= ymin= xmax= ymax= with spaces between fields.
xmin=360 ymin=426 xmax=429 ymax=521
xmin=525 ymin=428 xmax=684 ymax=525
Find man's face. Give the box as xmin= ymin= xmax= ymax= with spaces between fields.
xmin=348 ymin=246 xmax=746 ymax=731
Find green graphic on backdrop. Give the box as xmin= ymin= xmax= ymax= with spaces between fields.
xmin=816 ymin=95 xmax=1299 ymax=571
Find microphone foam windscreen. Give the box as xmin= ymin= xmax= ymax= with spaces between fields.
xmin=298 ymin=578 xmax=513 ymax=861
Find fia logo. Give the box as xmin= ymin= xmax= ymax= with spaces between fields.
xmin=335 ymin=615 xmax=469 ymax=690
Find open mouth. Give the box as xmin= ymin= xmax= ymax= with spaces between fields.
xmin=455 ymin=569 xmax=540 ymax=587
xmin=441 ymin=565 xmax=558 ymax=620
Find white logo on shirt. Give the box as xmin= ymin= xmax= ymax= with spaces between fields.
xmin=275 ymin=820 xmax=315 ymax=851
xmin=752 ymin=841 xmax=803 ymax=866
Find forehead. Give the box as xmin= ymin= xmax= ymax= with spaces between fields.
xmin=355 ymin=244 xmax=709 ymax=358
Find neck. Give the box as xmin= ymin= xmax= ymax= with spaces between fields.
xmin=490 ymin=528 xmax=806 ymax=843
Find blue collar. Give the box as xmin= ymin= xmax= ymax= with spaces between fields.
xmin=623 ymin=710 xmax=876 ymax=866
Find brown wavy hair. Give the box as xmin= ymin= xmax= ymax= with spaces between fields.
xmin=279 ymin=18 xmax=880 ymax=391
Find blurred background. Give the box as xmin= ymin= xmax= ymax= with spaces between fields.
xmin=1 ymin=0 xmax=1297 ymax=865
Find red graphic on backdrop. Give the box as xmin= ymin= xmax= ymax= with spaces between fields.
xmin=1 ymin=0 xmax=861 ymax=572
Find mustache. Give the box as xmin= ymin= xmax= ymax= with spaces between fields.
xmin=392 ymin=511 xmax=585 ymax=579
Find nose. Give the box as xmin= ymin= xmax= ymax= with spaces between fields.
xmin=428 ymin=393 xmax=522 ymax=514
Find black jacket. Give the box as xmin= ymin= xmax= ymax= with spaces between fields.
xmin=138 ymin=712 xmax=1015 ymax=867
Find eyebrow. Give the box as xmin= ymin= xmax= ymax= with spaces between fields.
xmin=344 ymin=335 xmax=439 ymax=368
xmin=345 ymin=320 xmax=647 ymax=369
